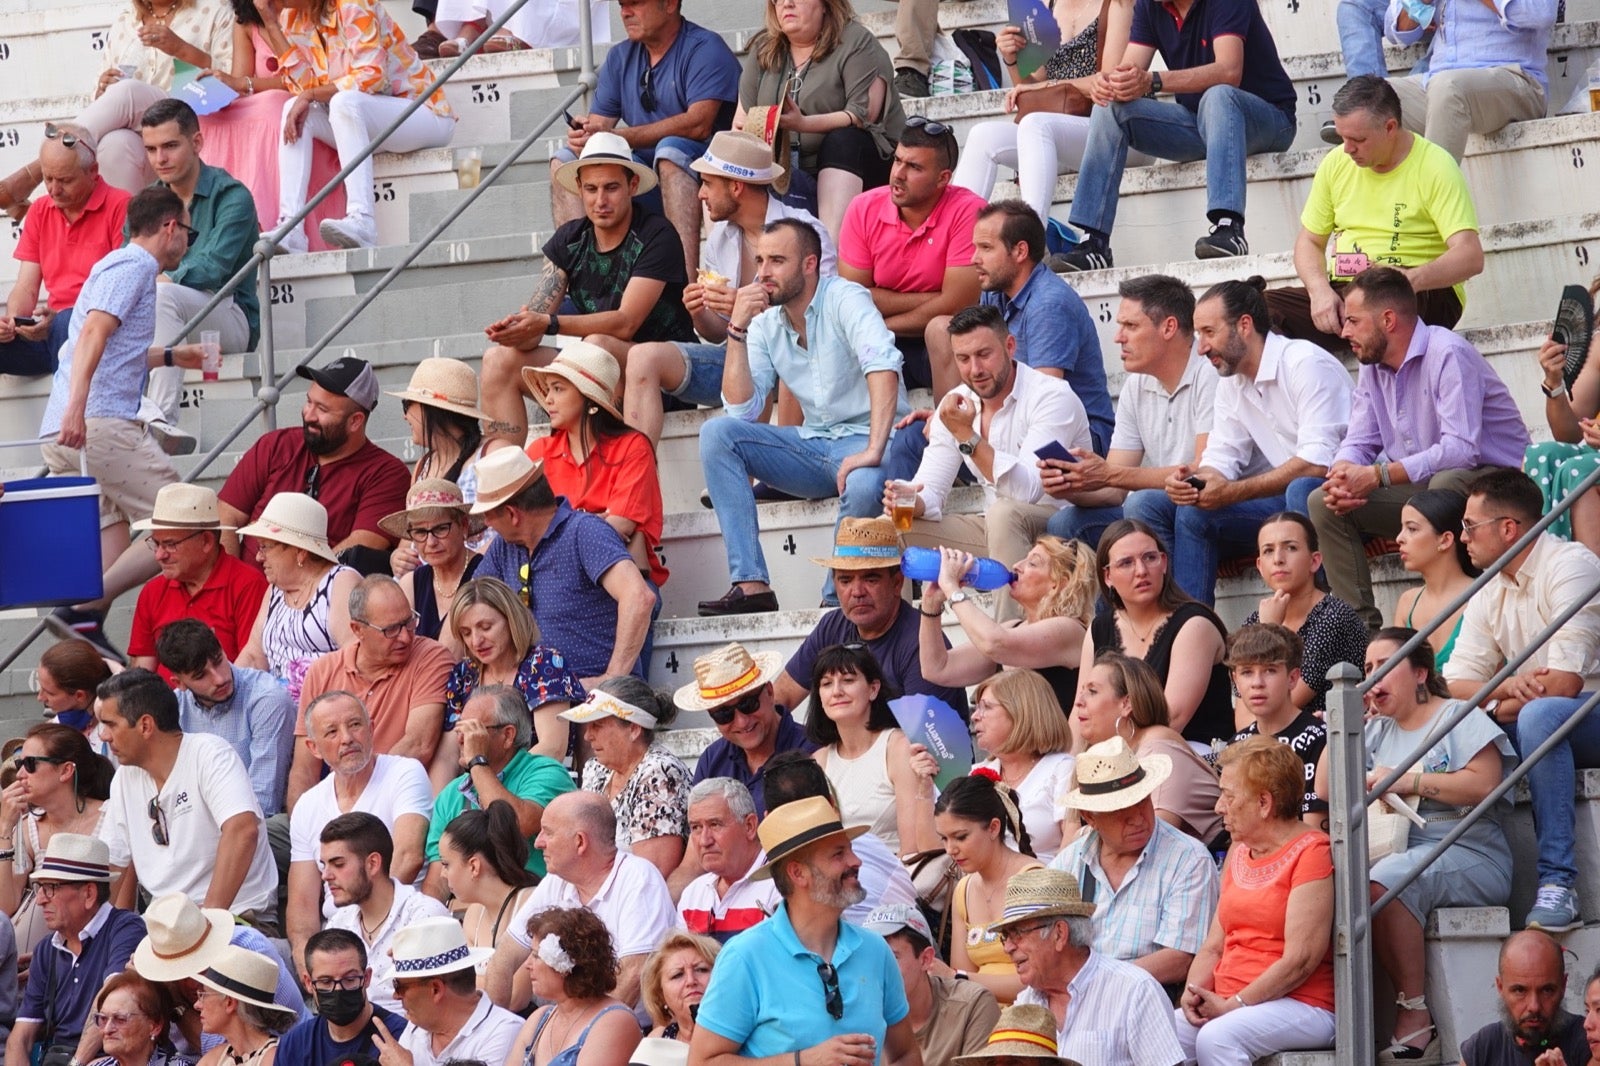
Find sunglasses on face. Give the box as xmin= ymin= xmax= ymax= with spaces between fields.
xmin=707 ymin=691 xmax=764 ymax=727
xmin=173 ymin=219 xmax=199 ymax=247
xmin=13 ymin=755 xmax=65 ymax=773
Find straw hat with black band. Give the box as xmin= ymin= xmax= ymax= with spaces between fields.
xmin=673 ymin=642 xmax=785 ymax=713
xmin=131 ymin=483 xmax=231 ymax=532
xmin=555 ymin=131 xmax=658 ymax=195
xmin=750 ymin=796 xmax=868 ymax=881
xmin=523 ymin=341 xmax=624 ymax=422
xmin=810 ymin=516 xmax=904 ymax=571
xmin=192 ymin=943 xmax=298 ymax=1018
xmin=1061 ymin=737 xmax=1172 ymax=814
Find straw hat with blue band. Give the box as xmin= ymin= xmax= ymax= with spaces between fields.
xmin=28 ymin=833 xmax=110 ymax=883
xmin=750 ymin=796 xmax=868 ymax=881
xmin=953 ymin=1004 xmax=1083 ymax=1066
xmin=810 ymin=516 xmax=904 ymax=570
xmin=690 ymin=131 xmax=787 ymax=185
xmin=389 ymin=915 xmax=495 ymax=978
xmin=987 ymin=867 xmax=1096 ymax=933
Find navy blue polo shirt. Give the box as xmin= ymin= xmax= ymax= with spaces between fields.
xmin=783 ymin=601 xmax=972 ymax=718
xmin=591 ymin=20 xmax=741 ymax=146
xmin=277 ymin=1004 xmax=407 ymax=1066
xmin=1129 ymin=0 xmax=1296 ymax=120
xmin=692 ymin=712 xmax=816 ymax=816
xmin=478 ymin=500 xmax=641 ymax=679
xmin=18 ymin=904 xmax=146 ymax=1044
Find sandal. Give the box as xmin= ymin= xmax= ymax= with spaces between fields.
xmin=483 ymin=32 xmax=530 ymax=52
xmin=1377 ymin=994 xmax=1440 ymax=1066
xmin=437 ymin=36 xmax=470 ymax=58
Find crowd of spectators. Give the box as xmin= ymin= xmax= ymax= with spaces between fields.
xmin=0 ymin=0 xmax=1588 ymax=1060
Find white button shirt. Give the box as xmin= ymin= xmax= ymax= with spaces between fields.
xmin=1199 ymin=333 xmax=1352 ymax=481
xmin=1016 ymin=951 xmax=1184 ymax=1066
xmin=1444 ymin=534 xmax=1600 ymax=683
xmin=400 ymin=990 xmax=525 ymax=1066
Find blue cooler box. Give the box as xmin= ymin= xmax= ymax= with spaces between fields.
xmin=0 ymin=476 xmax=104 ymax=608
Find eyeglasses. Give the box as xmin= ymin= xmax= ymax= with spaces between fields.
xmin=817 ymin=962 xmax=843 ymax=1020
xmin=309 ymin=974 xmax=367 ymax=993
xmin=903 ymin=115 xmax=952 ymax=137
xmin=172 ymin=219 xmax=199 ymax=248
xmin=13 ymin=754 xmax=65 ymax=773
xmin=1460 ymin=514 xmax=1518 ymax=538
xmin=518 ymin=562 xmax=533 ymax=609
xmin=146 ymin=529 xmax=207 ymax=554
xmin=355 ymin=612 xmax=420 ymax=640
xmin=707 ymin=691 xmax=764 ymax=727
xmin=36 ymin=881 xmax=84 ymax=900
xmin=92 ymin=1011 xmax=148 ymax=1030
xmin=998 ymin=921 xmax=1056 ymax=946
xmin=390 ymin=979 xmax=426 ymax=998
xmin=148 ymin=796 xmax=169 ymax=846
xmin=193 ymin=988 xmax=221 ymax=1002
xmin=1107 ymin=550 xmax=1164 ymax=573
xmin=406 ymin=521 xmax=457 ymax=543
xmin=45 ymin=123 xmax=96 ymax=156
xmin=303 ymin=463 xmax=321 ymax=500
xmin=640 ymin=66 xmax=657 ymax=112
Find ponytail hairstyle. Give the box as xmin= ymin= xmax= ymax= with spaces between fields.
xmin=936 ymin=771 xmax=1035 ymax=857
xmin=441 ymin=799 xmax=538 ymax=889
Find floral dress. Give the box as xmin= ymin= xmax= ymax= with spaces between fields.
xmin=580 ymin=743 xmax=692 ymax=850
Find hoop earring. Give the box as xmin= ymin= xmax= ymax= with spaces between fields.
xmin=1116 ymin=715 xmax=1135 ymax=743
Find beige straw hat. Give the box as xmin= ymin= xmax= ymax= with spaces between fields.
xmin=131 ymin=893 xmax=239 ymax=982
xmin=235 ymin=492 xmax=338 ymax=563
xmin=673 ymin=642 xmax=785 ymax=712
xmin=1062 ymin=736 xmax=1172 ymax=814
xmin=523 ymin=342 xmax=624 ymax=422
xmin=377 ymin=478 xmax=473 ymax=543
xmin=810 ymin=516 xmax=904 ymax=571
xmin=131 ymin=483 xmax=228 ymax=531
xmin=751 ymin=796 xmax=868 ymax=881
xmin=468 ymin=449 xmax=546 ymax=515
xmin=385 ymin=357 xmax=487 ymax=421
xmin=192 ymin=944 xmax=297 ymax=1018
xmin=954 ymin=1004 xmax=1081 ymax=1066
xmin=987 ymin=868 xmax=1096 ymax=932
xmin=555 ymin=131 xmax=658 ymax=195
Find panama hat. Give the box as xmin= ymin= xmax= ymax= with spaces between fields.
xmin=954 ymin=1004 xmax=1081 ymax=1066
xmin=236 ymin=492 xmax=339 ymax=564
xmin=631 ymin=1038 xmax=691 ymax=1066
xmin=192 ymin=944 xmax=297 ymax=1017
xmin=1062 ymin=737 xmax=1173 ymax=814
xmin=690 ymin=130 xmax=786 ymax=185
xmin=378 ymin=478 xmax=474 ymax=543
xmin=555 ymin=131 xmax=658 ymax=195
xmin=559 ymin=688 xmax=662 ymax=729
xmin=385 ymin=357 xmax=486 ymax=421
xmin=390 ymin=916 xmax=495 ymax=979
xmin=131 ymin=483 xmax=228 ymax=532
xmin=987 ymin=868 xmax=1095 ymax=933
xmin=741 ymin=105 xmax=791 ymax=196
xmin=468 ymin=449 xmax=546 ymax=515
xmin=673 ymin=642 xmax=785 ymax=712
xmin=523 ymin=342 xmax=624 ymax=422
xmin=751 ymin=796 xmax=868 ymax=881
xmin=132 ymin=893 xmax=239 ymax=981
xmin=29 ymin=833 xmax=110 ymax=883
xmin=810 ymin=517 xmax=904 ymax=571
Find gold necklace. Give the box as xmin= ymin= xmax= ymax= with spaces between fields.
xmin=1120 ymin=608 xmax=1162 ymax=645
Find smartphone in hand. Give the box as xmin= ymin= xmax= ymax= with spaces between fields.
xmin=1034 ymin=440 xmax=1078 ymax=464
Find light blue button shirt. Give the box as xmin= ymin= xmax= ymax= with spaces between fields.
xmin=729 ymin=274 xmax=908 ymax=439
xmin=40 ymin=244 xmax=158 ymax=435
xmin=1387 ymin=0 xmax=1555 ymax=92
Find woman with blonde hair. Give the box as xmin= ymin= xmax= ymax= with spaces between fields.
xmin=641 ymin=931 xmax=721 ymax=1043
xmin=969 ymin=668 xmax=1075 ymax=862
xmin=1072 ymin=652 xmax=1223 ymax=845
xmin=920 ymin=537 xmax=1096 ymax=714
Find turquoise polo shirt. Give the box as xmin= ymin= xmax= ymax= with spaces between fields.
xmin=425 ymin=749 xmax=574 ymax=877
xmin=696 ymin=901 xmax=908 ymax=1061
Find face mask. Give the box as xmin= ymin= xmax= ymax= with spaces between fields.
xmin=315 ymin=987 xmax=367 ymax=1027
xmin=52 ymin=709 xmax=92 ymax=732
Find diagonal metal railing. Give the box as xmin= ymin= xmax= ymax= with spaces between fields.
xmin=0 ymin=0 xmax=597 ymax=674
xmin=1326 ymin=457 xmax=1600 ymax=1060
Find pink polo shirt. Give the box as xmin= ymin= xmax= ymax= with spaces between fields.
xmin=837 ymin=183 xmax=985 ymax=295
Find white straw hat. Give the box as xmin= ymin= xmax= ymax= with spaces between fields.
xmin=192 ymin=944 xmax=297 ymax=1018
xmin=555 ymin=131 xmax=658 ymax=195
xmin=1061 ymin=736 xmax=1173 ymax=814
xmin=467 ymin=449 xmax=546 ymax=515
xmin=389 ymin=915 xmax=495 ymax=978
xmin=131 ymin=483 xmax=229 ymax=531
xmin=236 ymin=492 xmax=339 ymax=563
xmin=131 ymin=893 xmax=238 ymax=982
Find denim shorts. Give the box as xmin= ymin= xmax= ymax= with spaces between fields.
xmin=666 ymin=341 xmax=728 ymax=408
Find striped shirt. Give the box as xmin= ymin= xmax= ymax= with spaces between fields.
xmin=1052 ymin=820 xmax=1219 ymax=963
xmin=679 ymin=858 xmax=781 ymax=943
xmin=1016 ymin=952 xmax=1184 ymax=1066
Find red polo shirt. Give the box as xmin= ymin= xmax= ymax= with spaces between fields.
xmin=128 ymin=551 xmax=269 ymax=681
xmin=14 ymin=178 xmax=131 ymax=312
xmin=836 ymin=183 xmax=984 ymax=297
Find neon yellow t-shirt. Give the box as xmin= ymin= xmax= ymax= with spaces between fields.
xmin=1300 ymin=134 xmax=1479 ymax=304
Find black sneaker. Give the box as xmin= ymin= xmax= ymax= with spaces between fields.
xmin=894 ymin=67 xmax=931 ymax=99
xmin=1319 ymin=118 xmax=1341 ymax=146
xmin=1195 ymin=224 xmax=1249 ymax=259
xmin=1049 ymin=237 xmax=1113 ymax=272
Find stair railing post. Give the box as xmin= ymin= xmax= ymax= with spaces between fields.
xmin=255 ymin=242 xmax=278 ymax=431
xmin=1326 ymin=662 xmax=1374 ymax=1063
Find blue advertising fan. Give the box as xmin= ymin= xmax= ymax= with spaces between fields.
xmin=1009 ymin=0 xmax=1062 ymax=80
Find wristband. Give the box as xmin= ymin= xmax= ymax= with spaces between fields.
xmin=726 ymin=325 xmax=748 ymax=342
xmin=1413 ymin=771 xmax=1423 ymax=795
xmin=794 ymin=1051 xmax=802 ymax=1066
xmin=920 ymin=605 xmax=942 ymax=617
xmin=1375 ymin=461 xmax=1391 ymax=488
xmin=0 ymin=850 xmax=14 ymax=862
xmin=163 ymin=345 xmax=174 ymax=367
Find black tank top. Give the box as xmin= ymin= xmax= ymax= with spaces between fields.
xmin=1090 ymin=602 xmax=1232 ymax=747
xmin=413 ymin=554 xmax=483 ymax=641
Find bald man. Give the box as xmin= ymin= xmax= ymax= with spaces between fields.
xmin=1460 ymin=930 xmax=1588 ymax=1065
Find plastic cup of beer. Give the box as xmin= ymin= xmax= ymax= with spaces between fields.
xmin=200 ymin=330 xmax=222 ymax=381
xmin=891 ymin=482 xmax=916 ymax=532
xmin=456 ymin=146 xmax=482 ymax=189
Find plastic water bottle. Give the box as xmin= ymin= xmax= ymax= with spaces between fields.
xmin=900 ymin=547 xmax=1015 ymax=590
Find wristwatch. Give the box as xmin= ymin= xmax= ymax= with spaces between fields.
xmin=948 ymin=591 xmax=970 ymax=606
xmin=1149 ymin=71 xmax=1163 ymax=95
xmin=1542 ymin=380 xmax=1570 ymax=399
xmin=957 ymin=432 xmax=982 ymax=456
xmin=545 ymin=314 xmax=561 ymax=335
xmin=465 ymin=755 xmax=492 ymax=772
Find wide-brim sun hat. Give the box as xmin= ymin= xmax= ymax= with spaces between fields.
xmin=131 ymin=893 xmax=238 ymax=982
xmin=523 ymin=341 xmax=624 ymax=422
xmin=236 ymin=492 xmax=339 ymax=564
xmin=192 ymin=944 xmax=297 ymax=1018
xmin=131 ymin=482 xmax=229 ymax=532
xmin=986 ymin=867 xmax=1096 ymax=933
xmin=690 ymin=130 xmax=786 ymax=185
xmin=1061 ymin=736 xmax=1173 ymax=814
xmin=810 ymin=516 xmax=904 ymax=571
xmin=555 ymin=130 xmax=658 ymax=195
xmin=953 ymin=1004 xmax=1081 ymax=1066
xmin=750 ymin=796 xmax=868 ymax=881
xmin=468 ymin=449 xmax=546 ymax=515
xmin=377 ymin=478 xmax=474 ymax=543
xmin=390 ymin=915 xmax=496 ymax=978
xmin=673 ymin=642 xmax=785 ymax=712
xmin=385 ymin=357 xmax=487 ymax=421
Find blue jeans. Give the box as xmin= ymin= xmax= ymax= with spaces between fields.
xmin=700 ymin=418 xmax=891 ymax=600
xmin=667 ymin=341 xmax=728 ymax=408
xmin=1068 ymin=87 xmax=1297 ymax=235
xmin=1517 ymin=693 xmax=1600 ymax=888
xmin=1284 ymin=476 xmax=1326 ymax=519
xmin=0 ymin=309 xmax=71 ymax=376
xmin=1046 ymin=503 xmax=1124 ymax=551
xmin=1124 ymin=488 xmax=1286 ymax=605
xmin=1337 ymin=0 xmax=1432 ymax=78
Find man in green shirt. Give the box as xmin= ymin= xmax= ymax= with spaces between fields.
xmin=136 ymin=97 xmax=261 ymax=454
xmin=421 ymin=685 xmax=575 ymax=894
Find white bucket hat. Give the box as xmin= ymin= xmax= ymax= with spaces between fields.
xmin=555 ymin=131 xmax=658 ymax=195
xmin=390 ymin=916 xmax=495 ymax=978
xmin=236 ymin=492 xmax=339 ymax=563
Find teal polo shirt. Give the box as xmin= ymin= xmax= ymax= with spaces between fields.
xmin=426 ymin=749 xmax=574 ymax=877
xmin=696 ymin=901 xmax=909 ymax=1061
xmin=137 ymin=164 xmax=262 ymax=349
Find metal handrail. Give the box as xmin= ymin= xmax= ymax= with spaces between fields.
xmin=0 ymin=0 xmax=597 ymax=670
xmin=1327 ymin=453 xmax=1600 ymax=1061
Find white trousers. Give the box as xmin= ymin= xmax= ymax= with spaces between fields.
xmin=139 ymin=283 xmax=251 ymax=425
xmin=1172 ymin=999 xmax=1336 ymax=1066
xmin=951 ymin=112 xmax=1151 ymax=222
xmin=277 ymin=90 xmax=456 ymax=232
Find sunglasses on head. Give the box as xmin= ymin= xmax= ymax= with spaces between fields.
xmin=903 ymin=114 xmax=952 ymax=138
xmin=707 ymin=690 xmax=764 ymax=726
xmin=45 ymin=123 xmax=95 ymax=155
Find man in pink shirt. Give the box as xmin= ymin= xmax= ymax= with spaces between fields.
xmin=837 ymin=117 xmax=983 ymax=392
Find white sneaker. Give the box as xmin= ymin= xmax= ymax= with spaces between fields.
xmin=272 ymin=224 xmax=308 ymax=256
xmin=319 ymin=214 xmax=377 ymax=250
xmin=147 ymin=420 xmax=198 ymax=456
